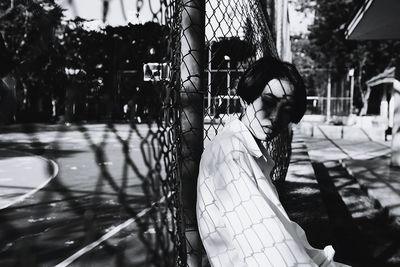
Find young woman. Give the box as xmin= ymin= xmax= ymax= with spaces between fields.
xmin=196 ymin=56 xmax=350 ymax=267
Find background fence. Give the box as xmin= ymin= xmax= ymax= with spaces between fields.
xmin=0 ymin=0 xmax=292 ymax=266
xmin=304 ymin=70 xmax=353 ymax=119
xmin=307 ymin=97 xmax=352 ymax=116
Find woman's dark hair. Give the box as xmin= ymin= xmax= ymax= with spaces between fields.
xmin=237 ymin=56 xmax=306 ymax=123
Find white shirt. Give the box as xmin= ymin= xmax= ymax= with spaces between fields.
xmin=196 ymin=118 xmax=350 ymax=267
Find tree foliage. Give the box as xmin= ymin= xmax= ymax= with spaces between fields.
xmin=0 ymin=0 xmax=64 ymax=70
xmin=0 ymin=0 xmax=64 ymax=122
xmin=309 ymin=0 xmax=399 ymax=75
xmin=292 ymin=0 xmax=400 ymax=110
xmin=212 ymin=37 xmax=256 ymax=69
xmin=1 ymin=0 xmax=170 ymax=122
xmin=291 ymin=35 xmax=323 ymax=97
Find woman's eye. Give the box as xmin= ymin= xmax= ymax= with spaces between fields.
xmin=282 ymin=105 xmax=293 ymax=111
xmin=262 ymin=96 xmax=277 ymax=106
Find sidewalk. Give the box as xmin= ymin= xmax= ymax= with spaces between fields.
xmin=281 ymin=134 xmax=381 ymax=266
xmin=279 ymin=135 xmax=335 ymax=249
xmin=292 ymin=124 xmax=400 ymax=266
xmin=343 ymin=156 xmax=400 ymax=224
xmin=300 ymin=127 xmax=399 ymax=224
xmin=0 ymin=149 xmax=58 ymax=209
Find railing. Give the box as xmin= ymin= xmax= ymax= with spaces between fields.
xmin=307 ymin=96 xmax=352 ymax=117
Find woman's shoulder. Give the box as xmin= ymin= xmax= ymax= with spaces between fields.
xmin=203 ymin=132 xmax=246 ymax=164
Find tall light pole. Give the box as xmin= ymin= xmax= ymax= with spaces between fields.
xmin=224 ymin=55 xmax=231 ymax=114
xmin=326 ymin=71 xmax=332 ymax=122
xmin=348 ymin=68 xmax=355 ymax=114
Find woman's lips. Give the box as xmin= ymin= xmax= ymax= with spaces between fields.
xmin=262 ymin=124 xmax=275 ymax=131
xmin=262 ymin=123 xmax=279 ymax=137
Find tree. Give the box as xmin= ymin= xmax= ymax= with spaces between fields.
xmin=0 ymin=0 xmax=64 ymax=122
xmin=293 ymin=0 xmax=400 ymax=111
xmin=212 ymin=37 xmax=256 ymax=68
xmin=0 ymin=0 xmax=63 ymax=69
xmin=1 ymin=0 xmax=170 ymax=122
xmin=291 ymin=34 xmax=323 ymax=96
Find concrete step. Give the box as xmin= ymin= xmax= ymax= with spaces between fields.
xmin=299 ymin=127 xmax=400 ymax=266
xmin=312 ymin=161 xmax=400 ymax=267
xmin=342 ymin=156 xmax=400 ymax=223
xmin=298 ymin=123 xmax=389 ymax=142
xmin=279 ymin=136 xmax=335 ymax=250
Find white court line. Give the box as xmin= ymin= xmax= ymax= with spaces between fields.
xmin=55 ymin=193 xmax=171 ymax=267
xmin=0 ymin=152 xmax=59 ymax=210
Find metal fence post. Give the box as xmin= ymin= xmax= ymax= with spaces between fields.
xmin=327 ymin=71 xmax=332 ymax=121
xmin=180 ymin=0 xmax=205 ymax=265
xmin=207 ymin=43 xmax=212 ymax=115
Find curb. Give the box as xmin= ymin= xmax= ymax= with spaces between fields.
xmin=338 ymin=159 xmax=395 ymax=224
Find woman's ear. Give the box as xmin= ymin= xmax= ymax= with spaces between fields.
xmin=239 ymin=97 xmax=247 ymax=115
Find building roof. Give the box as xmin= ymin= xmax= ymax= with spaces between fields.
xmin=366 ymin=67 xmax=396 ymax=87
xmin=345 ymin=0 xmax=400 ymax=40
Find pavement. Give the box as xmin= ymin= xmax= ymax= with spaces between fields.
xmin=298 ymin=124 xmax=399 ymax=225
xmin=279 ymin=135 xmax=335 ymax=250
xmin=0 ymin=123 xmax=161 ymax=266
xmin=0 ymin=122 xmax=399 ymax=266
xmin=343 ymin=156 xmax=400 ymax=223
xmin=290 ymin=124 xmax=400 ymax=266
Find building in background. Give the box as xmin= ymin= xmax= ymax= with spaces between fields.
xmin=362 ymin=67 xmax=395 ymax=131
xmin=345 ymin=0 xmax=400 ymax=166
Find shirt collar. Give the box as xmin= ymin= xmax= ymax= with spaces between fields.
xmin=223 ymin=117 xmax=264 ymax=158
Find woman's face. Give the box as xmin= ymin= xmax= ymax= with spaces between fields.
xmin=244 ymin=78 xmax=295 ymax=141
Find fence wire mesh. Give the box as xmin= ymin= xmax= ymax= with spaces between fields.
xmin=204 ymin=0 xmax=291 ymax=183
xmin=0 ymin=0 xmax=185 ymax=266
xmin=0 ymin=0 xmax=293 ymax=266
xmin=198 ymin=2 xmax=294 ymax=264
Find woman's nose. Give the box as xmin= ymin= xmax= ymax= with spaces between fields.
xmin=268 ymin=107 xmax=278 ymax=120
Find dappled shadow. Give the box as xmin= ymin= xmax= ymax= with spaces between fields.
xmin=311 ymin=162 xmax=377 ymax=267
xmin=279 ymin=179 xmax=334 ymax=249
xmin=0 ymin=141 xmax=86 ymax=158
xmin=345 ymin=157 xmax=400 ymax=197
xmin=311 ymin=160 xmax=400 ymax=266
xmin=0 ymin=120 xmax=182 ymax=267
xmin=279 ymin=135 xmax=400 ymax=266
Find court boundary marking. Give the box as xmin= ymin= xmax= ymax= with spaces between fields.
xmin=0 ymin=149 xmax=59 ymax=210
xmin=55 ymin=193 xmax=170 ymax=267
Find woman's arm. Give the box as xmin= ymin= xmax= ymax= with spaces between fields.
xmin=210 ymin=154 xmax=320 ymax=266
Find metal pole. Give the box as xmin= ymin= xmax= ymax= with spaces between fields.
xmin=180 ymin=0 xmax=205 ymax=265
xmin=327 ymin=72 xmax=332 ymax=122
xmin=350 ymin=71 xmax=355 ymax=114
xmin=208 ymin=43 xmax=212 ymax=115
xmin=227 ymin=59 xmax=231 ymax=114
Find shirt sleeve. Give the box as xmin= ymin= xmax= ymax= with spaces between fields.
xmin=212 ymin=153 xmax=339 ymax=267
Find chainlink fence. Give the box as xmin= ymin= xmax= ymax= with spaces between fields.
xmin=0 ymin=0 xmax=292 ymax=266
xmin=1 ymin=1 xmax=186 ymax=266
xmin=204 ymin=0 xmax=292 ymax=183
